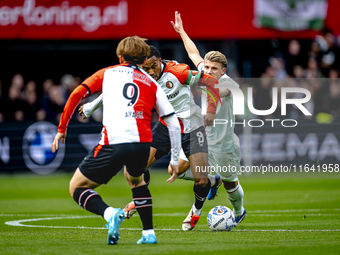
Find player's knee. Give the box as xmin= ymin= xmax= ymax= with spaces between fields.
xmin=194 ymin=177 xmax=208 ymax=187
xmin=129 ymin=175 xmax=143 ymax=187
xmin=168 ymin=165 xmax=173 ymax=175
xmin=223 ymin=180 xmax=238 ymax=190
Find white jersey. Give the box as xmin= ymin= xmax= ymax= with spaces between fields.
xmin=157 ymin=60 xmax=203 ymax=133
xmin=198 ymin=63 xmax=239 ymax=153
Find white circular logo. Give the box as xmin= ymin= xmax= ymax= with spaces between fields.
xmin=22 ymin=122 xmax=65 ymax=174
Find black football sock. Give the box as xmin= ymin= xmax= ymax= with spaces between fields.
xmin=132 ymin=185 xmax=153 ymax=230
xmin=73 ymin=188 xmax=109 ymax=217
xmin=193 ymin=179 xmax=211 ymax=210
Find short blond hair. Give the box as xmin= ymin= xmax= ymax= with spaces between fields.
xmin=204 ymin=51 xmax=228 ymax=69
xmin=116 ymin=36 xmax=150 ymax=64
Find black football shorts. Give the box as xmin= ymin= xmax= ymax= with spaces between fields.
xmin=151 ymin=122 xmax=208 ymax=160
xmin=79 ymin=142 xmax=150 ymax=184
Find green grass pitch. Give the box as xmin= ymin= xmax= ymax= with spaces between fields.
xmin=0 ymin=170 xmax=339 ymax=254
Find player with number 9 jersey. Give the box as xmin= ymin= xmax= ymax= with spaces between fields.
xmin=52 ymin=36 xmax=181 ymax=245
xmin=58 ymin=63 xmax=175 ymax=146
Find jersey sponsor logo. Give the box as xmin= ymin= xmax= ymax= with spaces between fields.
xmin=22 ymin=121 xmax=65 ymax=174
xmin=167 ymin=90 xmax=179 ymax=100
xmin=133 ymin=72 xmax=152 ymax=85
xmin=166 ymin=81 xmax=174 ymax=88
xmin=125 ymin=111 xmax=144 ymax=119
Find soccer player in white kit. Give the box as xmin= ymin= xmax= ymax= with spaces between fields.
xmin=170 ymin=11 xmax=246 ymax=225
xmin=52 ymin=36 xmax=181 ymax=245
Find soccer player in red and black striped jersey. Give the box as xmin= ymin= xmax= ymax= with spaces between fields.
xmin=52 ymin=36 xmax=181 ymax=245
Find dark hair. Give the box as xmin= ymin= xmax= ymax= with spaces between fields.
xmin=149 ymin=45 xmax=161 ymax=58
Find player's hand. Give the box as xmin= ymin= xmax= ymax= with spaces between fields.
xmin=204 ymin=113 xmax=216 ymax=126
xmin=171 ymin=11 xmax=184 ymax=34
xmin=52 ymin=132 xmax=66 ymax=153
xmin=78 ymin=105 xmax=86 ymax=119
xmin=167 ymin=163 xmax=179 ymax=183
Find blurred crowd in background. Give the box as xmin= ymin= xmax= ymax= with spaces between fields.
xmin=253 ymin=28 xmax=340 ymax=123
xmin=1 ymin=28 xmax=340 ymax=124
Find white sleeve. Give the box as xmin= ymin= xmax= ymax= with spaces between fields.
xmin=155 ymin=86 xmax=175 ymax=118
xmin=162 ymin=113 xmax=181 ymax=166
xmin=180 ymin=148 xmax=189 ymax=162
xmin=155 ymin=86 xmax=181 ymax=165
xmin=82 ymin=94 xmax=103 ymax=118
xmin=197 ymin=62 xmax=204 ymax=71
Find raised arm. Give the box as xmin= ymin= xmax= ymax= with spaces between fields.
xmin=171 ymin=11 xmax=204 ymax=67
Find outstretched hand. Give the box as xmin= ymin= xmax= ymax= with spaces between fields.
xmin=167 ymin=163 xmax=179 ymax=183
xmin=170 ymin=11 xmax=184 ymax=34
xmin=52 ymin=132 xmax=66 ymax=153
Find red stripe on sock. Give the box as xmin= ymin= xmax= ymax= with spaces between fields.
xmin=227 ymin=186 xmax=239 ymax=194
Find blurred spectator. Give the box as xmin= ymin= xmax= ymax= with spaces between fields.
xmin=23 ymin=81 xmax=46 ymax=121
xmin=292 ymin=65 xmax=304 ymax=78
xmin=305 ymin=57 xmax=321 ymax=78
xmin=42 ymin=84 xmax=65 ymax=122
xmin=11 ymin=73 xmax=24 ymax=90
xmin=328 ymin=69 xmax=340 ymax=120
xmin=314 ymin=28 xmax=340 ymax=77
xmin=3 ymin=84 xmax=26 ymax=121
xmin=254 ymin=66 xmax=276 ymax=120
xmin=269 ymin=56 xmax=287 ymax=78
xmin=286 ymin=40 xmax=306 ymax=76
xmin=60 ymin=74 xmax=79 ymax=99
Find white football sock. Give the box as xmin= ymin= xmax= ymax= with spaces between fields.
xmin=178 ymin=170 xmax=215 ymax=186
xmin=178 ymin=169 xmax=194 ymax=180
xmin=103 ymin=207 xmax=114 ymax=222
xmin=226 ymin=183 xmax=244 ymax=216
xmin=208 ymin=174 xmax=216 ymax=186
xmin=142 ymin=229 xmax=155 ymax=236
xmin=192 ymin=203 xmax=202 ymax=216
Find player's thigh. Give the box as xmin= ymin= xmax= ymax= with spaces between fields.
xmin=210 ymin=149 xmax=240 ymax=182
xmin=182 ymin=126 xmax=208 ymax=159
xmin=179 ymin=149 xmax=190 ymax=174
xmin=146 ymin=147 xmax=158 ymax=169
xmin=151 ymin=122 xmax=171 ymax=161
xmin=125 ymin=143 xmax=151 ymax=178
xmin=69 ymin=168 xmax=100 ymax=196
xmin=78 ymin=144 xmax=124 ymax=185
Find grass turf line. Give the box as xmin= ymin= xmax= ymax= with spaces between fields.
xmin=0 ymin=170 xmax=339 ymax=254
